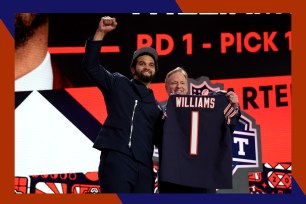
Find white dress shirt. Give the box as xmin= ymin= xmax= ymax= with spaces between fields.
xmin=15 ymin=52 xmax=53 ymax=92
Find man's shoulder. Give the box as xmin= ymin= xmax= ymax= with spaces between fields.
xmin=113 ymin=72 xmax=129 ymax=79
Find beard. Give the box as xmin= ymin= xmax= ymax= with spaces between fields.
xmin=134 ymin=69 xmax=156 ymax=83
xmin=15 ymin=13 xmax=48 ymax=49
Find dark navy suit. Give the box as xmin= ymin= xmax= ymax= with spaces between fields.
xmin=82 ymin=39 xmax=163 ymax=193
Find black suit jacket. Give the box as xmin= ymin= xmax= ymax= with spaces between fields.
xmin=82 ymin=39 xmax=163 ymax=168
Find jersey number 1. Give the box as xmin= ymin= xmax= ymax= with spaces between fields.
xmin=190 ymin=111 xmax=199 ymax=155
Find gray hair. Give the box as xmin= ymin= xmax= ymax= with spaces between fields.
xmin=165 ymin=67 xmax=188 ymax=84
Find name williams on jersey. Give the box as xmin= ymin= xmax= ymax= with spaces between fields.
xmin=176 ymin=96 xmax=215 ymax=108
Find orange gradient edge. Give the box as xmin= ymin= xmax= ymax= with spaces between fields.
xmin=0 ymin=19 xmax=122 ymax=204
xmin=176 ymin=0 xmax=305 ymax=195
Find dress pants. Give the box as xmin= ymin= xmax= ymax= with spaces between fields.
xmin=98 ymin=149 xmax=154 ymax=193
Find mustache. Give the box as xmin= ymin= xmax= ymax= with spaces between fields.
xmin=141 ymin=69 xmax=152 ymax=73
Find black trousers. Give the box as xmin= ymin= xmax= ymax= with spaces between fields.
xmin=98 ymin=150 xmax=154 ymax=193
xmin=159 ymin=181 xmax=216 ymax=193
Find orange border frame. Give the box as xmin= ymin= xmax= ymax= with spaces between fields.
xmin=0 ymin=1 xmax=304 ymax=203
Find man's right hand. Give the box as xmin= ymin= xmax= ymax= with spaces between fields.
xmin=93 ymin=16 xmax=118 ymax=41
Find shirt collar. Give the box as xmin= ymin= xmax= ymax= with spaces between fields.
xmin=15 ymin=52 xmax=53 ymax=92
